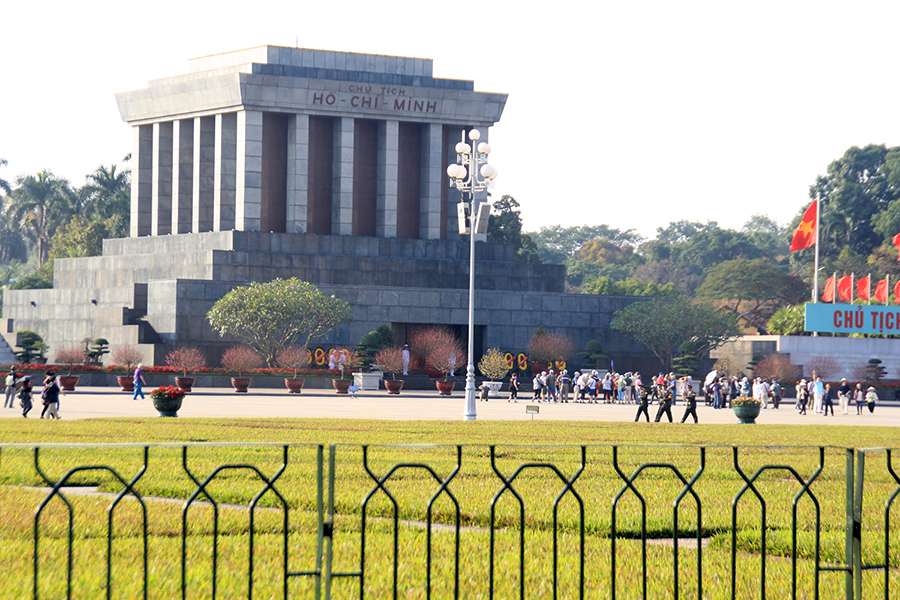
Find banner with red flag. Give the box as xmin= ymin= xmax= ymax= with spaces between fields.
xmin=874 ymin=277 xmax=889 ymax=304
xmin=893 ymin=233 xmax=900 ymax=260
xmin=790 ymin=200 xmax=817 ymax=252
xmin=894 ymin=279 xmax=900 ymax=304
xmin=837 ymin=275 xmax=853 ymax=302
xmin=822 ymin=274 xmax=836 ymax=302
xmin=856 ymin=274 xmax=871 ymax=301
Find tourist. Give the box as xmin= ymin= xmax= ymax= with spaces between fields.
xmin=634 ymin=385 xmax=650 ymax=422
xmin=769 ymin=379 xmax=782 ymax=409
xmin=740 ymin=376 xmax=751 ymax=398
xmin=41 ymin=371 xmax=60 ymax=420
xmin=133 ymin=363 xmax=146 ymax=400
xmin=4 ymin=368 xmax=17 ymax=408
xmin=796 ymin=379 xmax=809 ymax=415
xmin=837 ymin=378 xmax=851 ymax=415
xmin=508 ymin=372 xmax=519 ymax=402
xmin=728 ymin=376 xmax=739 ymax=407
xmin=546 ymin=369 xmax=557 ymax=402
xmin=865 ymin=387 xmax=878 ymax=413
xmin=478 ymin=381 xmax=490 ymax=402
xmin=812 ymin=376 xmax=825 ymax=414
xmin=401 ymin=344 xmax=410 ymax=376
xmin=822 ymin=382 xmax=835 ymax=416
xmin=654 ymin=388 xmax=674 ymax=423
xmin=602 ymin=373 xmax=612 ymax=401
xmin=853 ymin=383 xmax=865 ymax=415
xmin=532 ymin=372 xmax=542 ymax=401
xmin=559 ymin=370 xmax=571 ymax=402
xmin=18 ymin=375 xmax=33 ymax=418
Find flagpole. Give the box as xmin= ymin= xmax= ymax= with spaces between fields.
xmin=867 ymin=273 xmax=871 ymax=305
xmin=813 ymin=197 xmax=821 ymax=303
xmin=832 ymin=272 xmax=837 ymax=304
xmin=888 ymin=274 xmax=891 ymax=305
xmin=850 ymin=273 xmax=854 ymax=304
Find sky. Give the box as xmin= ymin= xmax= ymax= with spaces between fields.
xmin=2 ymin=0 xmax=899 ymax=237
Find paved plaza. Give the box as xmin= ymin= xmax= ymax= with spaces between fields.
xmin=2 ymin=386 xmax=898 ymax=425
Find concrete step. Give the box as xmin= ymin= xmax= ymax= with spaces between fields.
xmin=0 ymin=334 xmax=16 ymax=365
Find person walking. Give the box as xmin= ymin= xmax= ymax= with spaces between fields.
xmin=41 ymin=371 xmax=61 ymax=420
xmin=602 ymin=373 xmax=612 ymax=402
xmin=559 ymin=370 xmax=571 ymax=403
xmin=865 ymin=387 xmax=878 ymax=414
xmin=680 ymin=380 xmax=699 ymax=423
xmin=133 ymin=363 xmax=146 ymax=400
xmin=508 ymin=372 xmax=519 ymax=402
xmin=796 ymin=379 xmax=809 ymax=415
xmin=813 ymin=376 xmax=825 ymax=414
xmin=634 ymin=385 xmax=651 ymax=422
xmin=837 ymin=378 xmax=851 ymax=415
xmin=654 ymin=388 xmax=674 ymax=423
xmin=4 ymin=368 xmax=17 ymax=408
xmin=769 ymin=379 xmax=782 ymax=409
xmin=853 ymin=383 xmax=865 ymax=415
xmin=546 ymin=369 xmax=557 ymax=402
xmin=822 ymin=382 xmax=835 ymax=416
xmin=532 ymin=372 xmax=542 ymax=401
xmin=18 ymin=375 xmax=33 ymax=418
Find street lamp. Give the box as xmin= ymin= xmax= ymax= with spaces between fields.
xmin=447 ymin=128 xmax=498 ymax=420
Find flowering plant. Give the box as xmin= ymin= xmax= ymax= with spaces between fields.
xmin=149 ymin=386 xmax=186 ymax=401
xmin=731 ymin=395 xmax=761 ymax=407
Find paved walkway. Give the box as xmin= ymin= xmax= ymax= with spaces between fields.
xmin=1 ymin=386 xmax=898 ymax=425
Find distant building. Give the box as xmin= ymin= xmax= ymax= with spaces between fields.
xmin=2 ymin=46 xmax=650 ymax=369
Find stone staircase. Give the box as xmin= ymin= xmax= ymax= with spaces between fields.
xmin=0 ymin=334 xmax=16 ymax=365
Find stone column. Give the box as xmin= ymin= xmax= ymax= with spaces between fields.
xmin=286 ymin=114 xmax=310 ymax=233
xmin=171 ymin=119 xmax=194 ymax=234
xmin=420 ymin=123 xmax=444 ymax=239
xmin=331 ymin=117 xmax=354 ymax=235
xmin=235 ymin=110 xmax=263 ymax=231
xmin=214 ymin=112 xmax=237 ymax=231
xmin=192 ymin=116 xmax=215 ymax=232
xmin=376 ymin=120 xmax=399 ymax=238
xmin=130 ymin=125 xmax=153 ymax=237
xmin=151 ymin=121 xmax=173 ymax=235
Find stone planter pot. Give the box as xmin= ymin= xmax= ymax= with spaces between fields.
xmin=284 ymin=378 xmax=304 ymax=394
xmin=116 ymin=376 xmax=134 ymax=392
xmin=152 ymin=394 xmax=183 ymax=417
xmin=59 ymin=375 xmax=79 ymax=392
xmin=231 ymin=377 xmax=250 ymax=393
xmin=332 ymin=379 xmax=351 ymax=394
xmin=733 ymin=403 xmax=761 ymax=424
xmin=175 ymin=376 xmax=194 ymax=393
xmin=436 ymin=380 xmax=454 ymax=396
xmin=384 ymin=379 xmax=404 ymax=394
xmin=483 ymin=381 xmax=504 ymax=397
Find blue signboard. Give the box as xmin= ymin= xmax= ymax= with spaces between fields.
xmin=804 ymin=302 xmax=900 ymax=335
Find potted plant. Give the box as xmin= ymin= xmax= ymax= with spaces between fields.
xmin=427 ymin=335 xmax=465 ymax=396
xmin=164 ymin=346 xmax=206 ymax=392
xmin=331 ymin=347 xmax=358 ymax=394
xmin=478 ymin=347 xmax=511 ymax=398
xmin=54 ymin=346 xmax=86 ymax=391
xmin=111 ymin=345 xmax=143 ymax=391
xmin=221 ymin=345 xmax=262 ymax=392
xmin=375 ymin=346 xmax=405 ymax=394
xmin=732 ymin=395 xmax=762 ymax=424
xmin=277 ymin=346 xmax=311 ymax=394
xmin=150 ymin=385 xmax=186 ymax=417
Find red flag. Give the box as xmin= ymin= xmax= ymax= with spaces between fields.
xmin=822 ymin=275 xmax=836 ymax=302
xmin=790 ymin=200 xmax=818 ymax=252
xmin=856 ymin=275 xmax=871 ymax=301
xmin=837 ymin=275 xmax=853 ymax=302
xmin=874 ymin=277 xmax=889 ymax=304
xmin=893 ymin=233 xmax=900 ymax=260
xmin=894 ymin=280 xmax=900 ymax=304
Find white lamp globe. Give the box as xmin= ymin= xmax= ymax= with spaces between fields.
xmin=468 ymin=129 xmax=481 ymax=141
xmin=480 ymin=164 xmax=497 ymax=179
xmin=477 ymin=142 xmax=491 ymax=155
xmin=447 ymin=165 xmax=458 ymax=178
xmin=455 ymin=141 xmax=470 ymax=154
xmin=452 ymin=164 xmax=467 ymax=179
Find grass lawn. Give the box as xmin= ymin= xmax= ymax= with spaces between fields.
xmin=0 ymin=418 xmax=897 ymax=598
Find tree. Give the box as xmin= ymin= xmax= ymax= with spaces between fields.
xmin=487 ymin=194 xmax=539 ymax=261
xmin=577 ymin=339 xmax=608 ymax=369
xmin=48 ymin=216 xmax=119 ymax=259
xmin=611 ymin=297 xmax=739 ymax=370
xmin=6 ymin=170 xmax=76 ymax=265
xmin=164 ymin=347 xmax=207 ymax=377
xmin=581 ymin=276 xmax=675 ymax=297
xmin=766 ymin=304 xmax=806 ymax=335
xmin=14 ymin=330 xmax=47 ymax=363
xmin=9 ymin=262 xmax=53 ymax=289
xmin=864 ymin=358 xmax=887 ymax=384
xmin=527 ymin=330 xmax=574 ymax=370
xmin=375 ymin=347 xmax=405 ymax=379
xmin=697 ymin=258 xmax=808 ymax=332
xmin=355 ymin=324 xmax=393 ymax=369
xmin=207 ymin=277 xmax=351 ymax=366
xmin=276 ymin=346 xmax=311 ymax=379
xmin=0 ymin=159 xmax=10 ymax=196
xmin=753 ymin=353 xmax=801 ymax=384
xmin=530 ymin=225 xmax=641 ymax=264
xmin=81 ymin=164 xmax=130 ymax=220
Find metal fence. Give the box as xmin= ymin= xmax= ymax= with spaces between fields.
xmin=1 ymin=443 xmax=896 ymax=599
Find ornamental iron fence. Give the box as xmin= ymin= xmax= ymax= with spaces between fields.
xmin=0 ymin=443 xmax=895 ymax=599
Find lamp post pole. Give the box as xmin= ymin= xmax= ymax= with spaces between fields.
xmin=447 ymin=128 xmax=497 ymax=421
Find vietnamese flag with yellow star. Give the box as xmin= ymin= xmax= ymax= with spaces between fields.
xmin=790 ymin=200 xmax=817 ymax=252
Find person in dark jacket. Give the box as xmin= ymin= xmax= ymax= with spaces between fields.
xmin=655 ymin=389 xmax=674 ymax=423
xmin=634 ymin=386 xmax=650 ymax=422
xmin=680 ymin=382 xmax=698 ymax=423
xmin=18 ymin=375 xmax=33 ymax=418
xmin=41 ymin=371 xmax=61 ymax=420
xmin=507 ymin=372 xmax=519 ymax=402
xmin=822 ymin=382 xmax=835 ymax=416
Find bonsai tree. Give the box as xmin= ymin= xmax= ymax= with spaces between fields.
xmin=54 ymin=346 xmax=86 ymax=375
xmin=207 ymin=277 xmax=351 ymax=366
xmin=15 ymin=330 xmax=47 ymax=363
xmin=220 ymin=345 xmax=263 ymax=378
xmin=355 ymin=325 xmax=393 ymax=369
xmin=111 ymin=345 xmax=143 ymax=372
xmin=527 ymin=330 xmax=574 ymax=372
xmin=375 ymin=347 xmax=405 ymax=380
xmin=864 ymin=358 xmax=887 ymax=384
xmin=276 ymin=346 xmax=311 ymax=379
xmin=164 ymin=346 xmax=207 ymax=378
xmin=86 ymin=338 xmax=110 ymax=364
xmin=478 ymin=347 xmax=511 ymax=381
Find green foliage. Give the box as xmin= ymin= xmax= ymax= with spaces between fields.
xmin=85 ymin=338 xmax=110 ymax=364
xmin=487 ymin=195 xmax=539 ymax=261
xmin=581 ymin=276 xmax=675 ymax=297
xmin=207 ymin=277 xmax=351 ymax=366
xmin=478 ymin=347 xmax=510 ymax=380
xmin=5 ymin=170 xmax=77 ymax=265
xmin=611 ymin=297 xmax=739 ymax=370
xmin=577 ymin=339 xmax=608 ymax=369
xmin=49 ymin=216 xmax=121 ymax=259
xmin=864 ymin=358 xmax=887 ymax=383
xmin=766 ymin=304 xmax=806 ymax=335
xmin=355 ymin=325 xmax=393 ymax=369
xmin=9 ymin=261 xmax=53 ymax=289
xmin=14 ymin=330 xmax=47 ymax=363
xmin=530 ymin=225 xmax=640 ymax=264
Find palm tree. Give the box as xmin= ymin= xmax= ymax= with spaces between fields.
xmin=0 ymin=159 xmax=11 ymax=196
xmin=6 ymin=170 xmax=76 ymax=265
xmin=82 ymin=164 xmax=130 ymax=219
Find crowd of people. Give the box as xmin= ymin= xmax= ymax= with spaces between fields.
xmin=3 ymin=368 xmax=61 ymax=419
